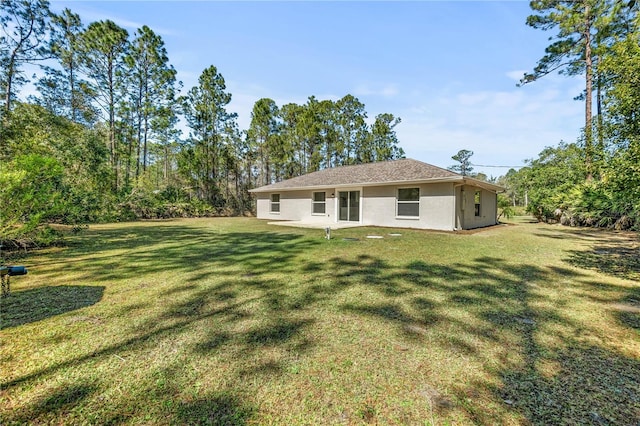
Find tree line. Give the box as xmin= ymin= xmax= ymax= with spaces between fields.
xmin=0 ymin=1 xmax=404 ymax=245
xmin=3 ymin=0 xmax=638 ymax=248
xmin=499 ymin=0 xmax=640 ymax=230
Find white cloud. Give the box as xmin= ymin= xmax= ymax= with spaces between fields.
xmin=394 ymin=76 xmax=585 ymax=176
xmin=222 ymin=73 xmax=585 ymax=178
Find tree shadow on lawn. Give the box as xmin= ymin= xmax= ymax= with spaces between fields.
xmin=2 ymin=291 xmax=310 ymax=424
xmin=565 ymin=243 xmax=640 ymax=282
xmin=494 ymin=269 xmax=640 ymax=423
xmin=38 ymin=225 xmax=321 ymax=285
xmin=612 ymin=286 xmax=640 ymax=332
xmin=174 ymin=393 xmax=255 ymax=426
xmin=149 ymin=252 xmax=640 ymax=424
xmin=533 ymin=226 xmax=640 ymax=281
xmin=324 ymin=254 xmax=640 ymax=423
xmin=438 ymin=258 xmax=640 ymax=424
xmin=532 ymin=226 xmax=622 ymax=243
xmin=175 ymin=391 xmax=254 ymax=425
xmin=6 ymin=225 xmax=640 ymax=424
xmin=1 ymin=382 xmax=98 ymax=425
xmin=1 ymin=285 xmax=104 ymax=329
xmin=499 ymin=343 xmax=640 ymax=425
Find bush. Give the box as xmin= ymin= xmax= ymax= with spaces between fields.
xmin=541 ymin=182 xmax=638 ymax=230
xmin=116 ymin=187 xmax=218 ymax=220
xmin=497 ymin=194 xmax=515 ymax=220
xmin=0 ymin=225 xmax=64 ymax=252
xmin=0 ymin=154 xmax=65 ymax=240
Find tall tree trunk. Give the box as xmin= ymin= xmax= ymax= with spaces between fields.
xmin=109 ymin=100 xmax=117 ymax=190
xmin=225 ymin=167 xmax=230 ymax=205
xmin=596 ymin=72 xmax=604 ymax=166
xmin=125 ymin=128 xmax=133 ymax=190
xmin=235 ymin=163 xmax=241 ymax=213
xmin=164 ymin=144 xmax=169 ymax=184
xmin=135 ymin=86 xmax=143 ymax=180
xmin=4 ymin=54 xmax=17 ymax=113
xmin=136 ymin=122 xmax=141 ymax=181
xmin=108 ymin=54 xmax=118 ymax=191
xmin=265 ymin=160 xmax=270 ymax=185
xmin=584 ymin=2 xmax=594 ymax=181
xmin=143 ymin=120 xmax=149 ymax=173
xmin=69 ymin=63 xmax=77 ymax=122
xmin=142 ymin=80 xmax=149 ymax=173
xmin=326 ymin=140 xmax=331 ymax=169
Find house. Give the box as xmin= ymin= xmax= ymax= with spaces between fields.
xmin=249 ymin=158 xmax=503 ymax=231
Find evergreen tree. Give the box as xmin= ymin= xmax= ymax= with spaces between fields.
xmin=369 ymin=113 xmax=404 ymax=162
xmin=599 ymin=35 xmax=640 ymax=224
xmin=278 ymin=102 xmax=306 ymax=177
xmin=125 ymin=26 xmax=178 ymax=180
xmin=521 ymin=0 xmax=625 ymax=180
xmin=247 ymin=98 xmax=279 ymax=185
xmin=336 ymin=94 xmax=368 ymax=165
xmin=0 ymin=0 xmax=50 ymax=115
xmin=448 ymin=149 xmax=474 ymax=176
xmin=77 ymin=20 xmax=129 ymax=190
xmin=180 ymin=65 xmax=237 ymax=206
xmin=35 ymin=8 xmax=95 ymax=124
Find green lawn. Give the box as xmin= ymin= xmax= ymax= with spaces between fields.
xmin=1 ymin=218 xmax=639 ymax=425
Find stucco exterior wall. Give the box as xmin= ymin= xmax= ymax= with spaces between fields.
xmin=256 ymin=190 xmax=335 ymax=224
xmin=361 ymin=183 xmax=455 ymax=230
xmin=256 ymin=183 xmax=498 ymax=230
xmin=255 ymin=193 xmax=271 ymax=219
xmin=458 ymin=185 xmax=498 ymax=229
xmin=256 ymin=183 xmax=462 ymax=231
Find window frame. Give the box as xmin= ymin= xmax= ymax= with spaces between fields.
xmin=474 ymin=190 xmax=481 ymax=217
xmin=312 ymin=191 xmax=326 ymax=215
xmin=396 ymin=187 xmax=420 ymax=219
xmin=270 ymin=193 xmax=281 ymax=214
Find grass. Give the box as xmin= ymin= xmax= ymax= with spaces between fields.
xmin=1 ymin=217 xmax=639 ymax=425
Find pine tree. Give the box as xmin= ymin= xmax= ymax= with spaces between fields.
xmin=180 ymin=65 xmax=237 ymax=206
xmin=77 ymin=20 xmax=129 ymax=190
xmin=0 ymin=0 xmax=50 ymax=114
xmin=521 ymin=0 xmax=624 ymax=180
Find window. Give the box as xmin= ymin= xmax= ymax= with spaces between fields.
xmin=270 ymin=194 xmax=280 ymax=213
xmin=474 ymin=191 xmax=481 ymax=217
xmin=397 ymin=187 xmax=419 ymax=217
xmin=312 ymin=192 xmax=326 ymax=214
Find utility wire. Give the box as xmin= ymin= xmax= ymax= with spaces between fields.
xmin=470 ymin=164 xmax=525 ymax=169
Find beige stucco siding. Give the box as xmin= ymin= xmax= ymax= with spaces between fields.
xmin=255 ymin=193 xmax=271 ymax=219
xmin=256 ymin=190 xmax=335 ymax=224
xmin=361 ymin=183 xmax=454 ymax=230
xmin=256 ymin=182 xmax=497 ymax=231
xmin=458 ymin=185 xmax=498 ymax=229
xmin=421 ymin=183 xmax=457 ymax=230
xmin=257 ymin=183 xmax=457 ymax=230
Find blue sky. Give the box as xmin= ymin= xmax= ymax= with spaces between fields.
xmin=45 ymin=1 xmax=585 ymax=176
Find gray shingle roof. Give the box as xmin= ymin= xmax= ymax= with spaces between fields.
xmin=250 ymin=158 xmax=479 ymax=192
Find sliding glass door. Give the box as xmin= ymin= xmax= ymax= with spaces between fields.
xmin=338 ymin=191 xmax=360 ymax=222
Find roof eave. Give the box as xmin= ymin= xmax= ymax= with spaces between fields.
xmin=460 ymin=177 xmax=504 ymax=193
xmin=249 ymin=176 xmax=471 ymax=193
